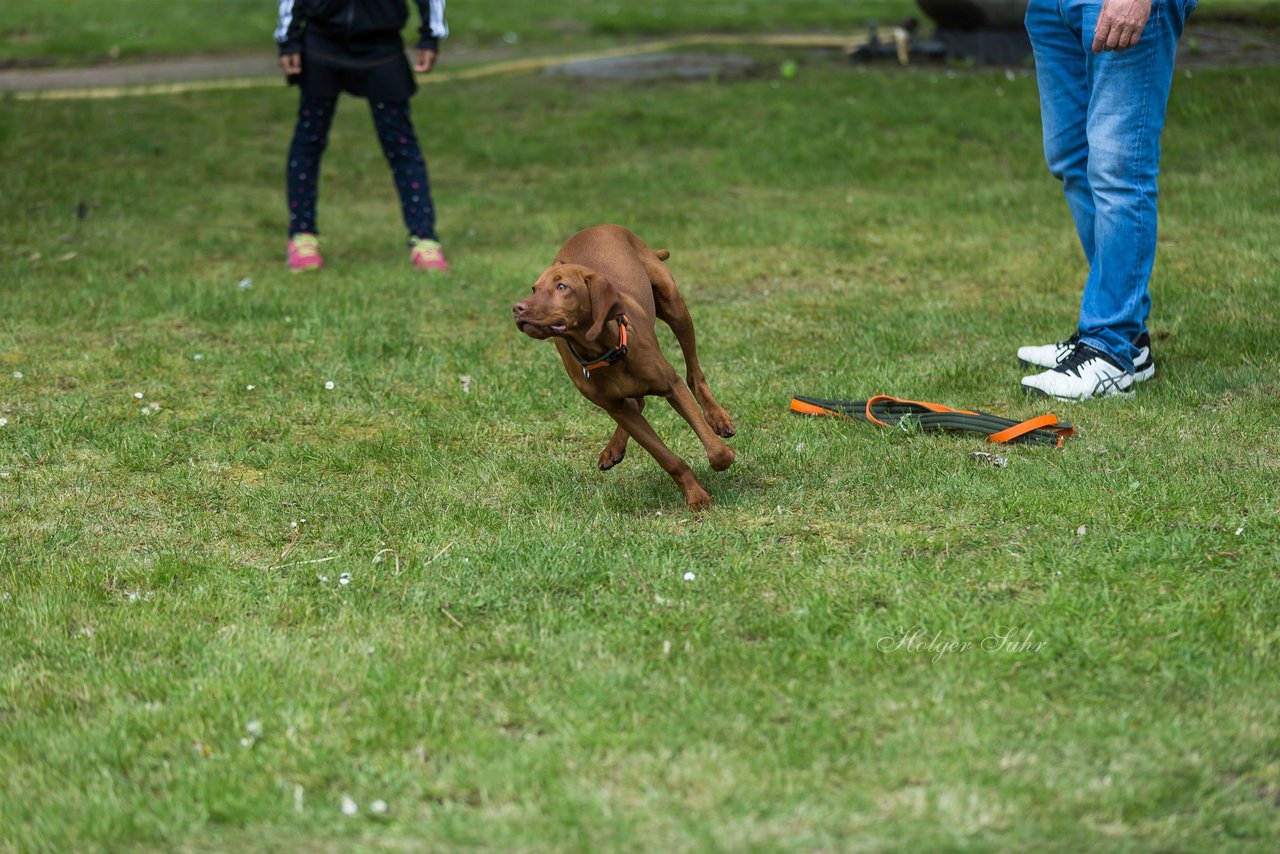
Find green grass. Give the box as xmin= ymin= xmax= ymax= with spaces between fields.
xmin=1199 ymin=1 xmax=1280 ymax=28
xmin=0 ymin=0 xmax=919 ymax=65
xmin=3 ymin=50 xmax=1280 ymax=850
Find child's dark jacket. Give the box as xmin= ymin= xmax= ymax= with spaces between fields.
xmin=275 ymin=0 xmax=448 ymax=55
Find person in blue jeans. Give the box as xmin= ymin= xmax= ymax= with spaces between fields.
xmin=1019 ymin=0 xmax=1198 ymax=400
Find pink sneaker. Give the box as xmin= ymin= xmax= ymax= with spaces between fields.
xmin=409 ymin=237 xmax=448 ymax=271
xmin=287 ymin=233 xmax=323 ymax=272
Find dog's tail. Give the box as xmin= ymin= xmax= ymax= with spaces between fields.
xmin=654 ymin=249 xmax=670 ymax=261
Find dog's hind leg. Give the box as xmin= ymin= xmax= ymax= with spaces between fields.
xmin=663 ymin=376 xmax=735 ymax=472
xmin=644 ymin=256 xmax=737 ymax=438
xmin=598 ymin=397 xmax=642 ymax=470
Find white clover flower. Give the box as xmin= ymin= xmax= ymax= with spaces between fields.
xmin=193 ymin=353 xmax=204 ymax=361
xmin=683 ymin=572 xmax=696 ymax=582
xmin=0 ymin=418 xmax=8 ymax=427
xmin=133 ymin=391 xmax=144 ymax=399
xmin=245 ymin=385 xmax=255 ymax=391
xmin=338 ymin=573 xmax=351 ymax=586
xmin=341 ymin=796 xmax=358 ymax=816
xmin=324 ymin=380 xmax=335 ymax=390
xmin=318 ymin=575 xmax=329 ymax=584
xmin=238 ymin=277 xmax=253 ymax=289
xmin=245 ymin=720 xmax=264 ymax=738
xmin=12 ymin=372 xmax=22 ymax=379
xmin=370 ymin=799 xmax=388 ymax=815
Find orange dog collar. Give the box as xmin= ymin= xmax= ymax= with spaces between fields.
xmin=566 ymin=315 xmax=629 ymax=378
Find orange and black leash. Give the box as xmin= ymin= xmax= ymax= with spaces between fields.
xmin=790 ymin=395 xmax=1074 ymax=447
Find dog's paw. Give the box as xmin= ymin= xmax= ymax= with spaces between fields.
xmin=684 ymin=486 xmax=713 ymax=511
xmin=706 ymin=408 xmax=737 ymax=439
xmin=709 ymin=445 xmax=735 ymax=472
xmin=686 ymin=491 xmax=716 ymax=512
xmin=597 ymin=447 xmax=626 ymax=470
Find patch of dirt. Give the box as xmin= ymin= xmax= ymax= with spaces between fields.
xmin=1178 ymin=24 xmax=1280 ymax=67
xmin=544 ymin=51 xmax=755 ymax=81
xmin=0 ymin=53 xmax=278 ymax=92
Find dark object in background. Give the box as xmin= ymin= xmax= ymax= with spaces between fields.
xmin=850 ymin=0 xmax=1033 ymax=65
xmin=916 ymin=0 xmax=1033 ymax=64
xmin=849 ymin=18 xmax=947 ymax=64
xmin=917 ymin=0 xmax=1025 ymax=29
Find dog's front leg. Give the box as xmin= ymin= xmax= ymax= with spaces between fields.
xmin=603 ymin=400 xmax=712 ymax=510
xmin=598 ymin=397 xmax=642 ymax=470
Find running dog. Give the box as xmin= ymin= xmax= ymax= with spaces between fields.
xmin=511 ymin=225 xmax=736 ymax=509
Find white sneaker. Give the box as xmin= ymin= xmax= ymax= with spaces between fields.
xmin=1018 ymin=330 xmax=1155 ymax=383
xmin=1021 ymin=342 xmax=1134 ymax=401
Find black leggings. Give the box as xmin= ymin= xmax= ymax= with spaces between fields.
xmin=286 ymin=95 xmax=437 ymax=240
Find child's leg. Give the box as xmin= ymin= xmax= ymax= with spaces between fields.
xmin=286 ymin=94 xmax=339 ymax=236
xmin=368 ymin=100 xmax=437 ymax=241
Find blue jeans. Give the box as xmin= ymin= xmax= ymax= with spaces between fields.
xmin=1025 ymin=0 xmax=1196 ymax=371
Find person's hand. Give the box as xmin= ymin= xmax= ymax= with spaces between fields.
xmin=1092 ymin=0 xmax=1152 ymax=54
xmin=279 ymin=52 xmax=302 ymax=76
xmin=414 ymin=49 xmax=438 ymax=73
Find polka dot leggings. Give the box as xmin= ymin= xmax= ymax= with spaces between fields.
xmin=286 ymin=95 xmax=437 ymax=240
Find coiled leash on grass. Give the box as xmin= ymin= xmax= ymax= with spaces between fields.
xmin=790 ymin=395 xmax=1075 ymax=447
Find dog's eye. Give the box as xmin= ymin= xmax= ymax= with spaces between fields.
xmin=556 ymin=283 xmax=568 ymax=291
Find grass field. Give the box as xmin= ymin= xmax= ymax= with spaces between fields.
xmin=3 ymin=40 xmax=1280 ymax=851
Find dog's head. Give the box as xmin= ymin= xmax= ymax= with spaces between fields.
xmin=512 ymin=263 xmax=622 ymax=342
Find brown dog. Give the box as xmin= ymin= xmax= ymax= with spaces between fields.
xmin=512 ymin=225 xmax=736 ymax=509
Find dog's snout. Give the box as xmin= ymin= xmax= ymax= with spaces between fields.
xmin=512 ymin=301 xmax=528 ymax=317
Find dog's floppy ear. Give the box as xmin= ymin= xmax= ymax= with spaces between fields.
xmin=585 ymin=273 xmax=623 ymax=342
